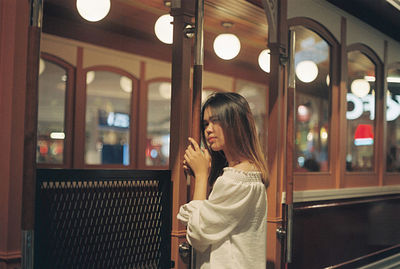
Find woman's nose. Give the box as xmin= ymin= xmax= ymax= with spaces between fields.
xmin=205 ymin=123 xmax=213 ymax=133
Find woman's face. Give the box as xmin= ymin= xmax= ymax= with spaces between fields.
xmin=203 ymin=107 xmax=225 ymax=152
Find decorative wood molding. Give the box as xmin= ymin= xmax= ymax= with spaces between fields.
xmin=0 ymin=250 xmax=21 ymax=262
xmin=282 ymin=185 xmax=400 ymax=203
xmin=261 ymin=0 xmax=278 ymax=43
xmin=171 ymin=229 xmax=187 ymax=238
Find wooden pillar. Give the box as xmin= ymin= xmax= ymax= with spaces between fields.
xmin=0 ymin=0 xmax=30 ymax=268
xmin=169 ymin=1 xmax=195 ymax=268
xmin=21 ymin=0 xmax=43 ymax=268
xmin=261 ymin=0 xmax=288 ymax=268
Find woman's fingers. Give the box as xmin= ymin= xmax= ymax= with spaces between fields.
xmin=188 ymin=137 xmax=200 ymax=150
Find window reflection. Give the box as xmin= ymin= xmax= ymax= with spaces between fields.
xmin=85 ymin=71 xmax=132 ymax=165
xmin=236 ymin=80 xmax=267 ymax=146
xmin=37 ymin=58 xmax=67 ymax=164
xmin=386 ymin=66 xmax=400 ymax=172
xmin=146 ymin=81 xmax=171 ymax=166
xmin=346 ymin=51 xmax=375 ymax=171
xmin=293 ymin=26 xmax=330 ymax=172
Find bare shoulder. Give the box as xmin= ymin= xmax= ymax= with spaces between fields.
xmin=233 ymin=161 xmax=258 ymax=172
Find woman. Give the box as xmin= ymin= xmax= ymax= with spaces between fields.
xmin=177 ymin=92 xmax=268 ymax=269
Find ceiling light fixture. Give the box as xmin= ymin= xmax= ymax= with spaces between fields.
xmin=295 ymin=60 xmax=318 ymax=83
xmin=213 ymin=22 xmax=241 ymax=60
xmin=76 ymin=0 xmax=111 ymax=22
xmin=120 ymin=76 xmax=132 ymax=93
xmin=258 ymin=49 xmax=270 ymax=73
xmin=351 ymin=78 xmax=370 ymax=98
xmin=86 ymin=71 xmax=95 ymax=84
xmin=155 ymin=14 xmax=174 ymax=44
xmin=39 ymin=58 xmax=45 ymax=75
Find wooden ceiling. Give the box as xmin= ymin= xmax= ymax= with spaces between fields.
xmin=42 ymin=0 xmax=270 ymax=83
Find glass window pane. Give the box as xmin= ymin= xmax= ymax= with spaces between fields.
xmin=85 ymin=71 xmax=132 ymax=165
xmin=294 ymin=26 xmax=330 ymax=172
xmin=346 ymin=51 xmax=376 ymax=171
xmin=146 ymin=81 xmax=170 ymax=166
xmin=236 ymin=80 xmax=267 ymax=145
xmin=37 ymin=58 xmax=67 ymax=164
xmin=386 ymin=66 xmax=400 ymax=172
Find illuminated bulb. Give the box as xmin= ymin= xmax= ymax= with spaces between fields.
xmin=76 ymin=0 xmax=110 ymax=22
xmin=258 ymin=49 xmax=270 ymax=73
xmin=39 ymin=58 xmax=45 ymax=75
xmin=213 ymin=33 xmax=241 ymax=60
xmin=86 ymin=71 xmax=95 ymax=84
xmin=351 ymin=79 xmax=370 ymax=98
xmin=159 ymin=82 xmax=171 ymax=99
xmin=155 ymin=14 xmax=173 ymax=44
xmin=120 ymin=76 xmax=132 ymax=93
xmin=296 ymin=60 xmax=318 ymax=83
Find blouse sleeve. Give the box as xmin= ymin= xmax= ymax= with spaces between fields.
xmin=177 ymin=175 xmax=265 ymax=252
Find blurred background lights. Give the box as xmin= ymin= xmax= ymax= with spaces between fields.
xmin=120 ymin=76 xmax=132 ymax=93
xmin=39 ymin=58 xmax=45 ymax=75
xmin=86 ymin=71 xmax=95 ymax=84
xmin=258 ymin=49 xmax=270 ymax=73
xmin=154 ymin=14 xmax=174 ymax=44
xmin=296 ymin=60 xmax=318 ymax=83
xmin=351 ymin=78 xmax=370 ymax=98
xmin=213 ymin=33 xmax=241 ymax=60
xmin=159 ymin=82 xmax=171 ymax=99
xmin=76 ymin=0 xmax=111 ymax=22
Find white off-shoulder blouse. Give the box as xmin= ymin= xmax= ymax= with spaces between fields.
xmin=177 ymin=167 xmax=268 ymax=269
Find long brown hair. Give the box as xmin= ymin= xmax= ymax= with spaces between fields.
xmin=201 ymin=92 xmax=269 ymax=188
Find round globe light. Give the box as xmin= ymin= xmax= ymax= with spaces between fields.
xmin=213 ymin=33 xmax=241 ymax=60
xmin=296 ymin=60 xmax=318 ymax=83
xmin=258 ymin=49 xmax=270 ymax=73
xmin=39 ymin=58 xmax=45 ymax=75
xmin=351 ymin=79 xmax=370 ymax=98
xmin=120 ymin=76 xmax=132 ymax=93
xmin=159 ymin=82 xmax=171 ymax=99
xmin=155 ymin=14 xmax=174 ymax=44
xmin=86 ymin=71 xmax=95 ymax=84
xmin=76 ymin=0 xmax=111 ymax=22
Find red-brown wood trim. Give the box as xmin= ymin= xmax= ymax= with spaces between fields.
xmin=22 ymin=25 xmax=41 ymax=230
xmin=384 ymin=61 xmax=400 ymax=184
xmin=287 ymin=17 xmax=340 ymax=47
xmin=338 ymin=17 xmax=347 ymax=189
xmin=346 ymin=44 xmax=384 ymax=184
xmin=379 ymin=40 xmax=388 ymax=186
xmin=328 ymin=243 xmax=400 ymax=269
xmin=38 ymin=52 xmax=75 ymax=169
xmin=136 ymin=61 xmax=147 ymax=169
xmin=81 ymin=65 xmax=139 ymax=169
xmin=295 ymin=194 xmax=400 ymax=210
xmin=73 ymin=47 xmax=85 ymax=168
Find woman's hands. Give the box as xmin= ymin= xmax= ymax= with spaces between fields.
xmin=183 ymin=137 xmax=211 ymax=179
xmin=183 ymin=138 xmax=211 ymax=200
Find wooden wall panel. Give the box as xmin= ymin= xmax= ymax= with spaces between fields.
xmin=288 ymin=195 xmax=400 ymax=269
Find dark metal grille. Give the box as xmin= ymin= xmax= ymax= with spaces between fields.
xmin=34 ymin=169 xmax=172 ymax=269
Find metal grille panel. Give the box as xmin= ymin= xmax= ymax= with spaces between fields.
xmin=35 ymin=169 xmax=171 ymax=269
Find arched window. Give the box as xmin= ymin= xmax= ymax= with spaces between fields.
xmin=83 ymin=66 xmax=139 ymax=168
xmin=346 ymin=45 xmax=382 ymax=173
xmin=37 ymin=53 xmax=75 ymax=168
xmin=386 ymin=62 xmax=400 ymax=173
xmin=288 ymin=18 xmax=339 ymax=177
xmin=287 ymin=18 xmax=339 ymax=190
